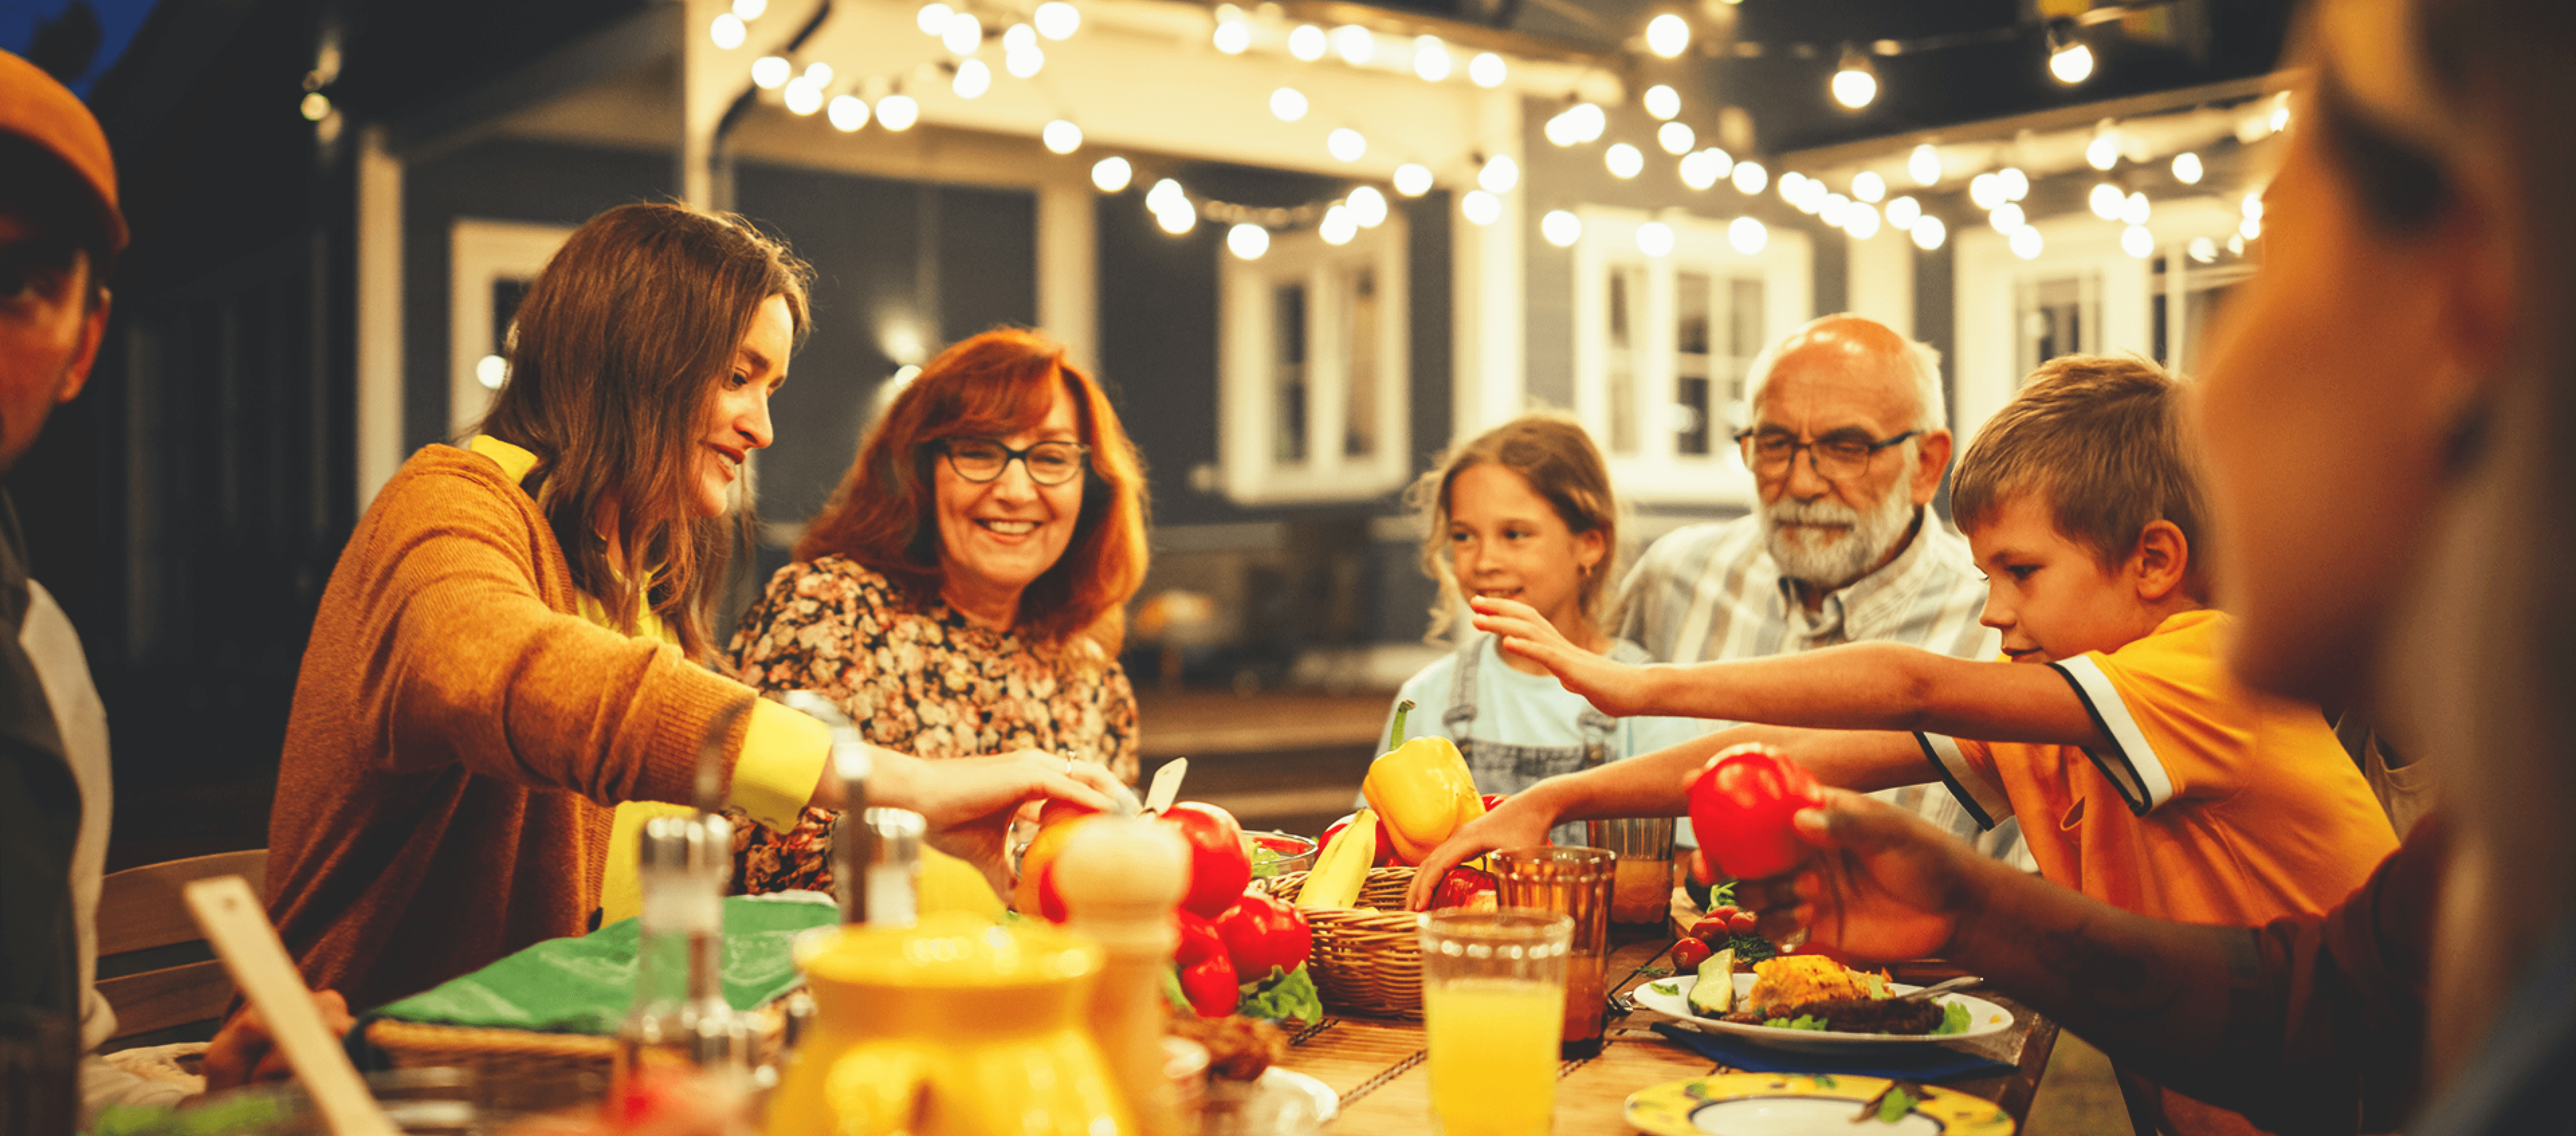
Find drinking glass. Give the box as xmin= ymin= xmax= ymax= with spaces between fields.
xmin=1489 ymin=845 xmax=1615 ymax=1058
xmin=1586 ymin=817 xmax=1677 ymax=927
xmin=1419 ymin=909 xmax=1573 ymax=1136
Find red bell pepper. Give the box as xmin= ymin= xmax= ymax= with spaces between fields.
xmin=1160 ymin=802 xmax=1254 ymax=919
xmin=1428 ymin=866 xmax=1497 ymax=910
xmin=1687 ymin=745 xmax=1824 ymax=881
xmin=1212 ymin=891 xmax=1310 ymax=978
xmin=1179 ymin=955 xmax=1240 ymax=1018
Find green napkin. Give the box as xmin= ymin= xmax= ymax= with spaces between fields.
xmin=372 ymin=896 xmax=839 ymax=1035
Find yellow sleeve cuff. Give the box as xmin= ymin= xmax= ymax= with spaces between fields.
xmin=733 ymin=699 xmax=834 ymax=832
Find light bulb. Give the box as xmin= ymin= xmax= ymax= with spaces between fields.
xmin=1729 ymin=215 xmax=1767 ymax=255
xmin=1645 ymin=13 xmax=1690 ymax=59
xmin=1678 ymin=150 xmax=1719 ymax=190
xmin=917 ymin=3 xmax=953 ymax=36
xmin=1544 ymin=111 xmax=1578 ymax=148
xmin=1479 ymin=154 xmax=1519 ymax=194
xmin=476 ymin=355 xmax=506 ymax=389
xmin=1912 ymin=215 xmax=1947 ymax=251
xmin=1461 ymin=189 xmax=1501 ymax=225
xmin=943 ymin=11 xmax=981 ymax=54
xmin=1845 ymin=202 xmax=1881 ymax=239
xmin=2271 ymin=103 xmax=2290 ymax=133
xmin=1271 ymin=87 xmax=1307 ymax=121
xmin=2242 ymin=191 xmax=2264 ymax=220
xmin=1288 ymin=24 xmax=1326 ymax=60
xmin=1884 ymin=195 xmax=1921 ymax=229
xmin=2241 ymin=216 xmax=2262 ymax=241
xmin=2086 ymin=132 xmax=2120 ymax=170
xmin=1090 ymin=156 xmax=1132 ymax=192
xmin=733 ymin=0 xmax=766 ymax=19
xmin=2121 ymin=191 xmax=2150 ymax=227
xmin=2049 ymin=41 xmax=2094 ymax=85
xmin=1469 ymin=52 xmax=1506 ymax=88
xmin=1320 ymin=205 xmax=1357 ymax=245
xmin=1348 ymin=185 xmax=1389 ymax=227
xmin=1703 ymin=148 xmax=1733 ymax=176
xmin=1228 ymin=223 xmax=1269 ymax=260
xmin=1606 ymin=143 xmax=1644 ymax=179
xmin=1542 ymin=209 xmax=1581 ymax=247
xmin=1852 ymin=170 xmax=1885 ymax=203
xmin=1572 ymin=103 xmax=1605 ymax=142
xmin=828 ymin=95 xmax=869 ymax=131
xmin=952 ymin=57 xmax=991 ymax=98
xmin=1832 ymin=64 xmax=1876 ymax=109
xmin=1414 ymin=36 xmax=1451 ymax=82
xmin=2011 ymin=226 xmax=2044 ymax=260
xmin=877 ymin=93 xmax=920 ymax=130
xmin=1034 ymin=1 xmax=1080 ymax=40
xmin=1328 ymin=128 xmax=1366 ymax=162
xmin=1043 ymin=119 xmax=1082 ymax=154
xmin=2188 ymin=237 xmax=2218 ymax=263
xmin=1147 ymin=178 xmax=1185 ymax=210
xmin=1643 ymin=85 xmax=1680 ymax=121
xmin=1989 ymin=203 xmax=2024 ymax=232
xmin=1658 ymin=121 xmax=1695 ymax=155
xmin=710 ymin=13 xmax=747 ymax=50
xmin=1212 ymin=19 xmax=1250 ymax=54
xmin=1778 ymin=170 xmax=1807 ymax=205
xmin=1333 ymin=24 xmax=1373 ymax=65
xmin=1909 ymin=143 xmax=1940 ymax=186
xmin=1393 ymin=164 xmax=1433 ymax=196
xmin=1157 ymin=203 xmax=1197 ymax=236
xmin=2090 ymin=183 xmax=2125 ymax=220
xmin=1998 ymin=166 xmax=2029 ymax=201
xmin=1731 ymin=160 xmax=1767 ymax=195
xmin=2172 ymin=151 xmax=2204 ymax=184
xmin=1636 ymin=220 xmax=1675 ymax=257
xmin=1968 ymin=172 xmax=2004 ymax=211
xmin=2122 ymin=224 xmax=2154 ymax=258
xmin=751 ymin=56 xmax=791 ymax=89
xmin=1003 ymin=23 xmax=1036 ymax=52
xmin=1006 ymin=46 xmax=1044 ymax=77
xmin=782 ymin=79 xmax=822 ymax=115
xmin=1819 ymin=193 xmax=1849 ymax=227
xmin=2229 ymin=233 xmax=2247 ymax=256
xmin=804 ymin=61 xmax=834 ymax=86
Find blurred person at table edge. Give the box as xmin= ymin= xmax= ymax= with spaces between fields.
xmin=724 ymin=327 xmax=1148 ymax=900
xmin=264 ymin=207 xmax=1117 ymax=1014
xmin=1733 ymin=0 xmax=2576 ymax=1133
xmin=0 ymin=47 xmax=352 ymax=1114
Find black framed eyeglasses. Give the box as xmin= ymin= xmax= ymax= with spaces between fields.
xmin=938 ymin=437 xmax=1091 ymax=486
xmin=1732 ymin=428 xmax=1918 ymax=482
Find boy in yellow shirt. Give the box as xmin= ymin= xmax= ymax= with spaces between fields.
xmin=1409 ymin=356 xmax=2397 ymax=930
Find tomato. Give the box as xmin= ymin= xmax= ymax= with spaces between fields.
xmin=1727 ymin=911 xmax=1758 ymax=935
xmin=1686 ymin=915 xmax=1732 ymax=943
xmin=1179 ymin=955 xmax=1240 ymax=1018
xmin=1428 ymin=866 xmax=1497 ymax=911
xmin=1034 ymin=861 xmax=1069 ymax=923
xmin=1686 ymin=745 xmax=1824 ymax=881
xmin=1161 ymin=802 xmax=1254 ymax=919
xmin=1669 ymin=937 xmax=1713 ymax=972
xmin=1213 ymin=891 xmax=1311 ymax=978
xmin=1320 ymin=811 xmax=1402 ymax=868
xmin=1175 ymin=910 xmax=1227 ymax=968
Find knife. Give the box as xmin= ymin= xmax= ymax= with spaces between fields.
xmin=1144 ymin=757 xmax=1189 ymax=816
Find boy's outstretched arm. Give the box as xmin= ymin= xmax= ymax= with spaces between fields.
xmin=1470 ymin=596 xmax=2110 ymax=747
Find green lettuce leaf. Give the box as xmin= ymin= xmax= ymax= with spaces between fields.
xmin=1761 ymin=1015 xmax=1830 ymax=1031
xmin=1161 ymin=966 xmax=1191 ymax=1014
xmin=1933 ymin=1000 xmax=1972 ymax=1035
xmin=1875 ymin=1086 xmax=1919 ymax=1123
xmin=1235 ymin=964 xmax=1324 ymax=1025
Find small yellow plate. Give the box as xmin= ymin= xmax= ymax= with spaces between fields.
xmin=1623 ymin=1072 xmax=2016 ymax=1135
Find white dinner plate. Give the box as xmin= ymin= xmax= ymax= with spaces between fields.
xmin=1630 ymin=974 xmax=2014 ymax=1053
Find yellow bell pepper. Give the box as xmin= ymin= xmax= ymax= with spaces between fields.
xmin=1299 ymin=807 xmax=1379 ymax=910
xmin=1362 ymin=700 xmax=1487 ymax=864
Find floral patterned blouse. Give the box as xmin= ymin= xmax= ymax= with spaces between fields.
xmin=722 ymin=554 xmax=1139 ymax=894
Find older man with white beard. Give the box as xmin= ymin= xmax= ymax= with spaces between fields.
xmin=1615 ymin=313 xmax=2027 ymax=862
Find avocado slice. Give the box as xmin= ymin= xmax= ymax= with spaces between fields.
xmin=1687 ymin=948 xmax=1736 ymax=1017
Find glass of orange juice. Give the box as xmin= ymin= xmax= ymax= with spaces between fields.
xmin=1419 ymin=909 xmax=1572 ymax=1136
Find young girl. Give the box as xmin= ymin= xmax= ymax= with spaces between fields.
xmin=1384 ymin=413 xmax=1702 ymax=843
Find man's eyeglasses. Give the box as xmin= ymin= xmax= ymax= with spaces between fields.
xmin=1733 ymin=428 xmax=1917 ymax=482
xmin=938 ymin=438 xmax=1091 ymax=486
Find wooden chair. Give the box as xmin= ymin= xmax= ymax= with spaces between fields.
xmin=94 ymin=849 xmax=266 ymax=1045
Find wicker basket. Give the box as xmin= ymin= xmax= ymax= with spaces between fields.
xmin=1258 ymin=866 xmax=1426 ymax=1019
xmin=364 ymin=1000 xmax=792 ymax=1104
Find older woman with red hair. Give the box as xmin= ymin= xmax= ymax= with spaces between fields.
xmin=728 ymin=327 xmax=1150 ymax=894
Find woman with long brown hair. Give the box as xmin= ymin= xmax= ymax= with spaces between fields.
xmin=727 ymin=327 xmax=1151 ymax=897
xmin=262 ymin=205 xmax=1114 ymax=1011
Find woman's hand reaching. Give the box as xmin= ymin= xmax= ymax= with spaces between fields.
xmin=869 ymin=749 xmax=1120 ymax=896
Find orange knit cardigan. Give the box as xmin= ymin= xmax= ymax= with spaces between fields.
xmin=264 ymin=444 xmax=755 ymax=1011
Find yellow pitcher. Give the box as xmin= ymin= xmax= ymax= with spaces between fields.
xmin=765 ymin=913 xmax=1133 ymax=1136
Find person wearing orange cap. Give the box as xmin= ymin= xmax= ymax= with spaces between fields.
xmin=1 ymin=48 xmax=351 ymax=1122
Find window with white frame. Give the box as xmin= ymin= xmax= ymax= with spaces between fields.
xmin=449 ymin=219 xmax=574 ymax=438
xmin=1218 ymin=215 xmax=1409 ymax=503
xmin=1572 ymin=208 xmax=1811 ymax=505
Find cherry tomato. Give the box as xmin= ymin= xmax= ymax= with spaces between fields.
xmin=1711 ymin=905 xmax=1739 ymax=921
xmin=1179 ymin=955 xmax=1240 ymax=1018
xmin=1727 ymin=911 xmax=1758 ymax=935
xmin=1161 ymin=802 xmax=1254 ymax=919
xmin=1687 ymin=745 xmax=1825 ymax=881
xmin=1669 ymin=937 xmax=1713 ymax=972
xmin=1213 ymin=891 xmax=1311 ymax=978
xmin=1687 ymin=916 xmax=1732 ymax=943
xmin=1175 ymin=910 xmax=1227 ymax=968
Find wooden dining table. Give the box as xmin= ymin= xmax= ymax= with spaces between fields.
xmin=1273 ymin=930 xmax=2059 ymax=1135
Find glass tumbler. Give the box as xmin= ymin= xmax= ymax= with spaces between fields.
xmin=1489 ymin=845 xmax=1616 ymax=1059
xmin=1585 ymin=817 xmax=1677 ymax=927
xmin=1419 ymin=909 xmax=1573 ymax=1136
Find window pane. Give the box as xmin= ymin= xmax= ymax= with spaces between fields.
xmin=2014 ymin=274 xmax=2101 ymax=379
xmin=1607 ymin=268 xmax=1640 ymax=454
xmin=1344 ymin=268 xmax=1378 ymax=460
xmin=1725 ymin=278 xmax=1764 ymax=434
xmin=1275 ymin=284 xmax=1308 ymax=464
xmin=492 ymin=278 xmax=531 ymax=356
xmin=1674 ymin=272 xmax=1711 ymax=456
